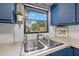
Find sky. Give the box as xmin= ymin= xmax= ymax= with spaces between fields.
xmin=28 ymin=11 xmax=47 ymax=21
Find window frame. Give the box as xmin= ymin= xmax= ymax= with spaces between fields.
xmin=24 ymin=5 xmax=49 ymax=34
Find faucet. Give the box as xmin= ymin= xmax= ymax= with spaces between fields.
xmin=37 ymin=33 xmax=43 ymax=41
xmin=37 ymin=33 xmax=50 ymax=47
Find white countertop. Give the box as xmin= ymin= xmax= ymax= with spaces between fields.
xmin=0 ymin=36 xmax=79 ymax=56
xmin=0 ymin=42 xmax=22 ymax=56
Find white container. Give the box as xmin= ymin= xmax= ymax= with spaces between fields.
xmin=17 ymin=15 xmax=23 ymax=22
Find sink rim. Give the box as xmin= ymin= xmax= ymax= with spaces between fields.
xmin=24 ymin=41 xmax=47 ymax=54
xmin=24 ymin=39 xmax=64 ymax=55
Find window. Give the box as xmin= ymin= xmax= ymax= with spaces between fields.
xmin=24 ymin=7 xmax=48 ymax=33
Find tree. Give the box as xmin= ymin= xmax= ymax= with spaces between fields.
xmin=36 ymin=20 xmax=45 ymax=27
xmin=31 ymin=20 xmax=46 ymax=32
xmin=32 ymin=23 xmax=38 ymax=31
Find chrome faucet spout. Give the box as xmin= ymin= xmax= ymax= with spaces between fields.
xmin=37 ymin=33 xmax=43 ymax=41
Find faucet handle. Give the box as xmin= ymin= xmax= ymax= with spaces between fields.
xmin=39 ymin=33 xmax=43 ymax=36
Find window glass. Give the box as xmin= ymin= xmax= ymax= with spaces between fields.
xmin=25 ymin=8 xmax=48 ymax=33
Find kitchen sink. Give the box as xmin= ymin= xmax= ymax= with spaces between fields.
xmin=39 ymin=38 xmax=63 ymax=48
xmin=24 ymin=38 xmax=63 ymax=54
xmin=24 ymin=40 xmax=45 ymax=53
xmin=48 ymin=40 xmax=63 ymax=48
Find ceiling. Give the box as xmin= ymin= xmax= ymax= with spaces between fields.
xmin=27 ymin=3 xmax=53 ymax=9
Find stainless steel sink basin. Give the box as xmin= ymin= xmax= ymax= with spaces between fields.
xmin=39 ymin=38 xmax=63 ymax=48
xmin=48 ymin=39 xmax=63 ymax=48
xmin=24 ymin=40 xmax=45 ymax=53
